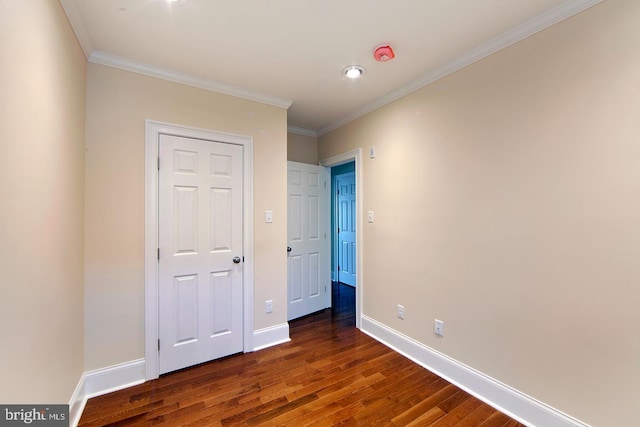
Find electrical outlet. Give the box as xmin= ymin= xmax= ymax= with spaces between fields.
xmin=434 ymin=319 xmax=444 ymax=336
xmin=368 ymin=211 xmax=374 ymax=223
xmin=397 ymin=304 xmax=405 ymax=320
xmin=266 ymin=300 xmax=273 ymax=314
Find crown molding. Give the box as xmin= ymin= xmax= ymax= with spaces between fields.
xmin=88 ymin=50 xmax=293 ymax=110
xmin=62 ymin=0 xmax=602 ymax=133
xmin=60 ymin=0 xmax=291 ymax=110
xmin=317 ymin=0 xmax=604 ymax=136
xmin=59 ymin=0 xmax=93 ymax=58
xmin=287 ymin=126 xmax=319 ymax=138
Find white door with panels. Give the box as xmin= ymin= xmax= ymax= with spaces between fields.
xmin=287 ymin=162 xmax=330 ymax=321
xmin=158 ymin=134 xmax=244 ymax=374
xmin=336 ymin=172 xmax=356 ymax=286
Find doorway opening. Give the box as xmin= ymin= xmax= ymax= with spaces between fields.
xmin=321 ymin=149 xmax=362 ymax=329
xmin=331 ymin=162 xmax=356 ymax=327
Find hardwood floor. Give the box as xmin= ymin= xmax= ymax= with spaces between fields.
xmin=79 ymin=283 xmax=525 ymax=426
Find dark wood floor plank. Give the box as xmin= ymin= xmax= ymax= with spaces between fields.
xmin=79 ymin=282 xmax=526 ymax=427
xmin=391 ymin=383 xmax=459 ymax=425
xmin=277 ymin=373 xmax=386 ymax=425
xmin=458 ymin=401 xmax=502 ymax=426
xmin=503 ymin=419 xmax=527 ymax=427
xmin=430 ymin=395 xmax=485 ymax=427
xmin=404 ymin=406 xmax=448 ymax=427
xmin=477 ymin=411 xmax=514 ymax=427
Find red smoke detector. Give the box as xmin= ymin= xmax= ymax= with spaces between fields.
xmin=374 ymin=45 xmax=395 ymax=62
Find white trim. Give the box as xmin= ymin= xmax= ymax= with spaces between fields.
xmin=323 ymin=167 xmax=332 ymax=309
xmin=317 ymin=0 xmax=604 ymax=136
xmin=84 ymin=359 xmax=146 ymax=399
xmin=90 ymin=51 xmax=292 ymax=110
xmin=242 ymin=140 xmax=256 ymax=354
xmin=287 ymin=126 xmax=318 ymax=138
xmin=59 ymin=0 xmax=93 ymax=59
xmin=145 ymin=120 xmax=255 ymax=380
xmin=252 ymin=323 xmax=291 ymax=351
xmin=68 ymin=359 xmax=147 ymax=426
xmin=61 ymin=0 xmax=601 ymax=135
xmin=68 ymin=374 xmax=86 ymax=427
xmin=144 ymin=121 xmax=160 ymax=380
xmin=361 ymin=316 xmax=591 ymax=427
xmin=320 ymin=149 xmax=363 ymax=329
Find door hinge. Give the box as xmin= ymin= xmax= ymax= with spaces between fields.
xmin=337 ymin=227 xmax=340 ymax=234
xmin=157 ymin=248 xmax=160 ymax=261
xmin=157 ymin=157 xmax=160 ymax=170
xmin=338 ymin=265 xmax=341 ymax=271
xmin=158 ymin=339 xmax=160 ymax=351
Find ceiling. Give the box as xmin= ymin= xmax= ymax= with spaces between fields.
xmin=61 ymin=0 xmax=600 ymax=136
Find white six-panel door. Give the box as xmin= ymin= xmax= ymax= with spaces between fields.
xmin=287 ymin=162 xmax=330 ymax=321
xmin=158 ymin=134 xmax=243 ymax=374
xmin=337 ymin=172 xmax=356 ymax=286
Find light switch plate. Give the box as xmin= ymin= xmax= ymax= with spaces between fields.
xmin=434 ymin=319 xmax=444 ymax=336
xmin=367 ymin=211 xmax=374 ymax=223
xmin=265 ymin=210 xmax=273 ymax=223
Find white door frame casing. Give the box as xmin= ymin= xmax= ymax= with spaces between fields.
xmin=144 ymin=120 xmax=254 ymax=380
xmin=320 ymin=149 xmax=363 ymax=329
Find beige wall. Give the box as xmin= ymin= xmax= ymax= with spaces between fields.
xmin=319 ymin=1 xmax=640 ymax=425
xmin=0 ymin=1 xmax=86 ymax=403
xmin=84 ymin=64 xmax=288 ymax=370
xmin=287 ymin=132 xmax=318 ymax=164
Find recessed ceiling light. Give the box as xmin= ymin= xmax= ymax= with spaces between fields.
xmin=343 ymin=65 xmax=365 ymax=79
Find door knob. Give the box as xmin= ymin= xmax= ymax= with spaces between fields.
xmin=287 ymin=246 xmax=292 ymax=252
xmin=233 ymin=256 xmax=241 ymax=264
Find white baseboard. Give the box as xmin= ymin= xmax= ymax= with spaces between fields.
xmin=84 ymin=359 xmax=146 ymax=399
xmin=69 ymin=323 xmax=290 ymax=424
xmin=68 ymin=373 xmax=86 ymax=427
xmin=67 ymin=359 xmax=145 ymax=427
xmin=252 ymin=323 xmax=290 ymax=351
xmin=72 ymin=318 xmax=586 ymax=427
xmin=361 ymin=315 xmax=590 ymax=427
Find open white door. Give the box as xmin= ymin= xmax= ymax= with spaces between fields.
xmin=336 ymin=172 xmax=356 ymax=286
xmin=158 ymin=134 xmax=244 ymax=374
xmin=287 ymin=162 xmax=330 ymax=321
